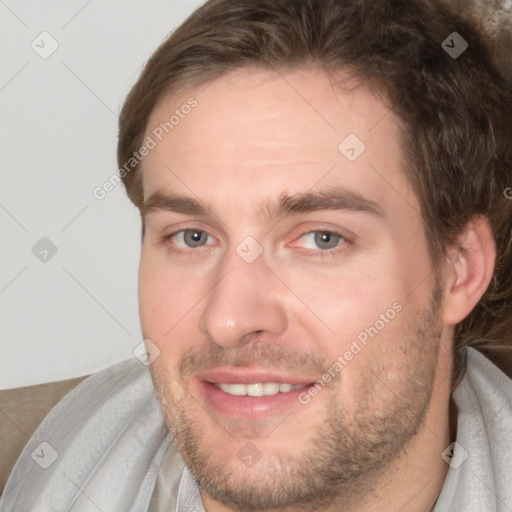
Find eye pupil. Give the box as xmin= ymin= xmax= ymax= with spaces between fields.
xmin=184 ymin=230 xmax=207 ymax=247
xmin=314 ymin=231 xmax=340 ymax=249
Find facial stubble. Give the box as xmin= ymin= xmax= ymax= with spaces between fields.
xmin=149 ymin=288 xmax=443 ymax=512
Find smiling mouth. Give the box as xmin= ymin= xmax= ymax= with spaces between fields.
xmin=213 ymin=382 xmax=307 ymax=396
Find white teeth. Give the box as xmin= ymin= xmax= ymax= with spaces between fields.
xmin=218 ymin=383 xmax=246 ymax=396
xmin=263 ymin=383 xmax=280 ymax=395
xmin=215 ymin=382 xmax=304 ymax=396
xmin=246 ymin=383 xmax=264 ymax=397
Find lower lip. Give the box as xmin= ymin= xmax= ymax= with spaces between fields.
xmin=197 ymin=381 xmax=312 ymax=419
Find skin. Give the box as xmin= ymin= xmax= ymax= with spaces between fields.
xmin=137 ymin=67 xmax=495 ymax=512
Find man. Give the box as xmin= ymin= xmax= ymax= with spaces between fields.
xmin=1 ymin=0 xmax=511 ymax=510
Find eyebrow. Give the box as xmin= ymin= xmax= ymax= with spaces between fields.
xmin=142 ymin=187 xmax=385 ymax=222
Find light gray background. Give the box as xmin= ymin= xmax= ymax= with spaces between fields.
xmin=0 ymin=0 xmax=203 ymax=389
xmin=1 ymin=0 xmax=510 ymax=389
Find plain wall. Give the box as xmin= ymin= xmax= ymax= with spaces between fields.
xmin=2 ymin=0 xmax=511 ymax=389
xmin=0 ymin=0 xmax=204 ymax=389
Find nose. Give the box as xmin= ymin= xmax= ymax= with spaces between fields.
xmin=197 ymin=247 xmax=288 ymax=348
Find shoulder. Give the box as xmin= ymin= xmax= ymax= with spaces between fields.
xmin=0 ymin=358 xmax=171 ymax=511
xmin=434 ymin=347 xmax=512 ymax=511
xmin=456 ymin=347 xmax=512 ymax=467
xmin=459 ymin=347 xmax=512 ymax=413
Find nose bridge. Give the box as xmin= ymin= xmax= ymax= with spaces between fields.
xmin=198 ymin=242 xmax=287 ymax=348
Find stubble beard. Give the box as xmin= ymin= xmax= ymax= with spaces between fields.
xmin=150 ymin=288 xmax=443 ymax=512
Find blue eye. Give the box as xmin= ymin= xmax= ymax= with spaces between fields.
xmin=162 ymin=228 xmax=351 ymax=260
xmin=299 ymin=231 xmax=344 ymax=250
xmin=168 ymin=229 xmax=213 ymax=249
xmin=290 ymin=230 xmax=351 ymax=260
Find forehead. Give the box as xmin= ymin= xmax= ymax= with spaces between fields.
xmin=141 ymin=66 xmax=418 ymax=219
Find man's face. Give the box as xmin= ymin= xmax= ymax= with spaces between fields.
xmin=139 ymin=67 xmax=446 ymax=510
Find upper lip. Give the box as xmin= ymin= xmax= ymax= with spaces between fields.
xmin=195 ymin=367 xmax=317 ymax=385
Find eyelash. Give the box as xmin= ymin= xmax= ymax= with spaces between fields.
xmin=159 ymin=228 xmax=352 ymax=260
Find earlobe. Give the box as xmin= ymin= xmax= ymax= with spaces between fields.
xmin=441 ymin=216 xmax=496 ymax=326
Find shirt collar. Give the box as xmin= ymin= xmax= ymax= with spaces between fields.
xmin=176 ymin=464 xmax=206 ymax=512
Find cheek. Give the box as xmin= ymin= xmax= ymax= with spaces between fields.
xmin=284 ymin=259 xmax=407 ymax=348
xmin=327 ymin=313 xmax=416 ymax=418
xmin=286 ymin=261 xmax=420 ymax=401
xmin=138 ymin=257 xmax=169 ymax=335
xmin=138 ymin=251 xmax=201 ymax=345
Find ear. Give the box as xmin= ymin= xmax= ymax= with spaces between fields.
xmin=441 ymin=215 xmax=496 ymax=326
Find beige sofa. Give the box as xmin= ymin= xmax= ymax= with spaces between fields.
xmin=0 ymin=375 xmax=89 ymax=495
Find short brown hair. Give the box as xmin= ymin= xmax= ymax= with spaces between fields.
xmin=117 ymin=0 xmax=512 ymax=386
